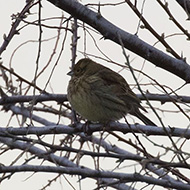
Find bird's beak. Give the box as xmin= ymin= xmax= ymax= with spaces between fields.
xmin=67 ymin=70 xmax=73 ymax=76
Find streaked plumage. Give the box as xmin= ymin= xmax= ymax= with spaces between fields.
xmin=67 ymin=58 xmax=155 ymax=126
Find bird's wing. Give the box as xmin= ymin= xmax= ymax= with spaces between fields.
xmin=96 ymin=68 xmax=147 ymax=112
xmin=98 ymin=68 xmax=140 ymax=99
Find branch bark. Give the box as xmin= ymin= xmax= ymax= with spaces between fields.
xmin=46 ymin=0 xmax=190 ymax=83
xmin=0 ymin=164 xmax=190 ymax=190
xmin=1 ymin=122 xmax=190 ymax=138
xmin=0 ymin=93 xmax=190 ymax=105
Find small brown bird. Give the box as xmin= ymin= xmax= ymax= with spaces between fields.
xmin=67 ymin=58 xmax=156 ymax=126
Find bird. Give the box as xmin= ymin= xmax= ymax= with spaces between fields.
xmin=67 ymin=58 xmax=156 ymax=126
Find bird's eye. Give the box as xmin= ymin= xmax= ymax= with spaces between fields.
xmin=75 ymin=68 xmax=81 ymax=73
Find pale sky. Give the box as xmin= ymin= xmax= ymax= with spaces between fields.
xmin=0 ymin=1 xmax=190 ymax=190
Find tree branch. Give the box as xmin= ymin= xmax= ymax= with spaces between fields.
xmin=0 ymin=94 xmax=67 ymax=105
xmin=0 ymin=136 xmax=137 ymax=190
xmin=0 ymin=93 xmax=189 ymax=105
xmin=0 ymin=0 xmax=36 ymax=56
xmin=0 ymin=164 xmax=190 ymax=190
xmin=0 ymin=122 xmax=189 ymax=138
xmin=46 ymin=0 xmax=190 ymax=83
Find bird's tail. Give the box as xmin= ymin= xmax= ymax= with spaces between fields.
xmin=134 ymin=110 xmax=157 ymax=127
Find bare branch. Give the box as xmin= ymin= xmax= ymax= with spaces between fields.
xmin=0 ymin=0 xmax=36 ymax=56
xmin=0 ymin=122 xmax=190 ymax=138
xmin=0 ymin=164 xmax=190 ymax=190
xmin=46 ymin=0 xmax=190 ymax=82
xmin=0 ymin=93 xmax=190 ymax=105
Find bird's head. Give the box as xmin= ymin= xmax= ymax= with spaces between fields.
xmin=67 ymin=58 xmax=102 ymax=78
